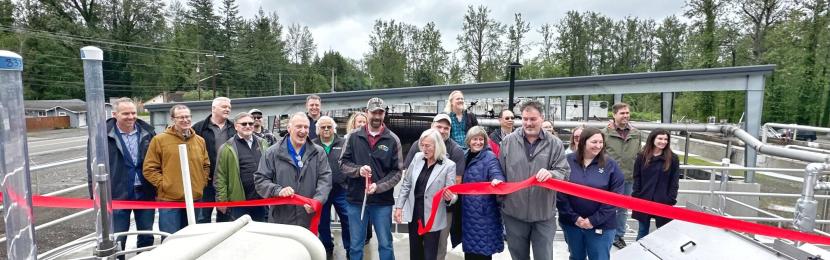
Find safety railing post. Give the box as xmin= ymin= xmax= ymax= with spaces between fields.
xmin=81 ymin=46 xmax=118 ymax=257
xmin=0 ymin=50 xmax=37 ymax=259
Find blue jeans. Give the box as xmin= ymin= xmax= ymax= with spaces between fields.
xmin=615 ymin=181 xmax=633 ymax=239
xmin=197 ymin=184 xmax=231 ymax=223
xmin=319 ymin=186 xmax=351 ymax=253
xmin=230 ymin=206 xmax=268 ymax=222
xmin=561 ymin=224 xmax=616 ymax=260
xmin=113 ymin=209 xmax=155 ymax=250
xmin=347 ymin=202 xmax=394 ymax=260
xmin=158 ymin=208 xmax=189 ymax=240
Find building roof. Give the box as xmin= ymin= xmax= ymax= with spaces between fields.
xmin=24 ymin=99 xmax=88 ymax=113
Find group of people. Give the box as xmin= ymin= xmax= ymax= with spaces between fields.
xmin=99 ymin=90 xmax=681 ymax=260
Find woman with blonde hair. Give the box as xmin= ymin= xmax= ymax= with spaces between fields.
xmin=395 ymin=128 xmax=457 ymax=260
xmin=444 ymin=90 xmax=478 ymax=149
xmin=346 ymin=111 xmax=368 ymax=133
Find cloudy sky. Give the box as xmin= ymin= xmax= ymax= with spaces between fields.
xmin=232 ymin=0 xmax=688 ymax=60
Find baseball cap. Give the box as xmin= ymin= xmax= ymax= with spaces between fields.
xmin=248 ymin=109 xmax=263 ymax=115
xmin=433 ymin=113 xmax=451 ymax=124
xmin=367 ymin=97 xmax=385 ymax=112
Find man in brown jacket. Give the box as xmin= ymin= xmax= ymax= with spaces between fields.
xmin=143 ymin=104 xmax=211 ymax=235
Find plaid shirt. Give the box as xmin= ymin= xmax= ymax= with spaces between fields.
xmin=449 ymin=112 xmax=468 ymax=149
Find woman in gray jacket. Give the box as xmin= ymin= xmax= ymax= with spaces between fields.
xmin=394 ymin=129 xmax=458 ymax=260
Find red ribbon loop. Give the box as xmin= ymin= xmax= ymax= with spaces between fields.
xmin=416 ymin=177 xmax=830 ymax=246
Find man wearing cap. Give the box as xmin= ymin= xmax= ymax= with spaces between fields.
xmin=249 ymin=108 xmax=278 ymax=146
xmin=403 ymin=113 xmax=466 ymax=259
xmin=340 ymin=97 xmax=403 ymax=260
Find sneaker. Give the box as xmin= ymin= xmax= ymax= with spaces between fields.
xmin=613 ymin=237 xmax=627 ymax=249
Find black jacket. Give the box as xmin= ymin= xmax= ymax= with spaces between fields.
xmin=631 ymin=153 xmax=680 ymax=222
xmin=193 ymin=114 xmax=236 ymax=182
xmin=87 ymin=118 xmax=157 ymax=200
xmin=339 ymin=127 xmax=404 ymax=206
xmin=312 ymin=135 xmax=347 ymax=189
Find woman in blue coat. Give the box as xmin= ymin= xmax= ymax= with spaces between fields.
xmin=632 ymin=129 xmax=680 ymax=240
xmin=460 ymin=126 xmax=505 ymax=259
xmin=558 ymin=128 xmax=624 ymax=260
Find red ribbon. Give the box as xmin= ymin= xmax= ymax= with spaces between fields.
xmin=3 ymin=194 xmax=323 ymax=235
xmin=417 ymin=177 xmax=830 ymax=245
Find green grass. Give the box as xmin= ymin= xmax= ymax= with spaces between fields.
xmin=678 ymin=154 xmax=746 ymax=177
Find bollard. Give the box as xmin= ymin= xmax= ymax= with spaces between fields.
xmin=81 ymin=46 xmax=118 ymax=257
xmin=0 ymin=50 xmax=37 ymax=259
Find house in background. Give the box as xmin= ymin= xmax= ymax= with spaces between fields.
xmin=24 ymin=99 xmax=112 ymax=128
xmin=141 ymin=92 xmax=185 ymax=112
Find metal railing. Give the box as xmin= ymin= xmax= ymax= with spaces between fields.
xmin=677 ymin=162 xmax=830 ymax=239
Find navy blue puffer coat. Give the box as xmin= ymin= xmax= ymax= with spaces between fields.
xmin=461 ymin=148 xmax=506 ymax=255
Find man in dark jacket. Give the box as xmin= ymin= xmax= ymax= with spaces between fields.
xmin=106 ymin=98 xmax=156 ymax=257
xmin=306 ymin=94 xmax=322 ymax=140
xmin=311 ymin=116 xmax=351 ymax=258
xmin=255 ymin=112 xmax=332 ymax=227
xmin=340 ymin=97 xmax=403 ymax=260
xmin=489 ymin=109 xmax=514 ymax=145
xmin=403 ymin=113 xmax=465 ymax=259
xmin=192 ymin=97 xmax=235 ymax=223
xmin=249 ymin=108 xmax=278 ymax=146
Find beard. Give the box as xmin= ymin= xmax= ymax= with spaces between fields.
xmin=370 ymin=118 xmax=383 ymax=128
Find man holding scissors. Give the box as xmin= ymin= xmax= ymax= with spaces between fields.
xmin=340 ymin=97 xmax=404 ymax=260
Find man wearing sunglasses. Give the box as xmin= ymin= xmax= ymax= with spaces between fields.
xmin=214 ymin=112 xmax=271 ymax=222
xmin=249 ymin=108 xmax=278 ymax=146
xmin=490 ymin=109 xmax=515 ymax=146
xmin=311 ymin=116 xmax=351 ymax=259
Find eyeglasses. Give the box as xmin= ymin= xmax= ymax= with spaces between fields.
xmin=320 ymin=126 xmax=333 ymax=130
xmin=173 ymin=115 xmax=191 ymax=120
xmin=503 ymin=117 xmax=514 ymax=120
xmin=238 ymin=122 xmax=255 ymax=127
xmin=252 ymin=116 xmax=262 ymax=119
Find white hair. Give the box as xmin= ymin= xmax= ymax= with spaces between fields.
xmin=316 ymin=116 xmax=337 ymax=135
xmin=212 ymin=97 xmax=231 ymax=107
xmin=419 ymin=128 xmax=447 ymax=162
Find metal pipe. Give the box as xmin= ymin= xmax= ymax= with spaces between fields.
xmin=765 ymin=123 xmax=830 ymax=134
xmin=0 ymin=50 xmax=36 ymax=259
xmin=478 ymin=120 xmax=830 ymax=164
xmin=680 ymin=164 xmax=828 ymax=173
xmin=82 ymin=46 xmax=118 ymax=257
xmin=794 ymin=163 xmax=827 ymax=236
xmin=679 ymin=190 xmax=830 ymax=199
xmin=719 ymin=158 xmax=730 ymax=213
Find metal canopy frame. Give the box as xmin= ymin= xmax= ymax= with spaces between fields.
xmin=146 ymin=65 xmax=774 ymax=179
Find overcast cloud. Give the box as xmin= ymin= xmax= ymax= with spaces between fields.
xmin=233 ymin=0 xmax=688 ymax=60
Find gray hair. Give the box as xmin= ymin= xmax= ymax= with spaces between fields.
xmin=419 ymin=128 xmax=447 ymax=162
xmin=288 ymin=112 xmax=309 ymax=127
xmin=464 ymin=126 xmax=490 ymax=148
xmin=233 ymin=112 xmax=252 ymax=122
xmin=316 ymin=116 xmax=337 ymax=135
xmin=212 ymin=97 xmax=231 ymax=107
xmin=519 ymin=100 xmax=544 ymax=116
xmin=112 ymin=97 xmax=135 ymax=112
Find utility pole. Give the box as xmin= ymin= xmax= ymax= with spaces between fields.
xmin=206 ymin=52 xmax=225 ymax=98
xmin=293 ymin=81 xmax=297 ymax=95
xmin=330 ymin=69 xmax=334 ymax=92
xmin=278 ymin=72 xmax=282 ymax=96
xmin=195 ymin=56 xmax=204 ymax=100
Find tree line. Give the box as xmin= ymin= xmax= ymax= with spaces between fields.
xmin=0 ymin=0 xmax=827 ymax=125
